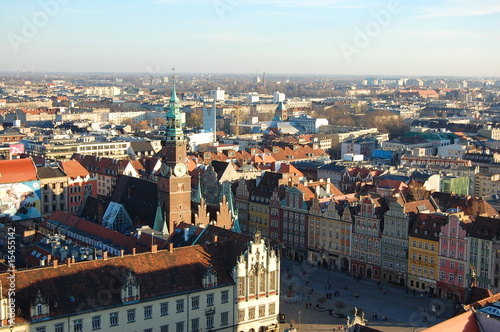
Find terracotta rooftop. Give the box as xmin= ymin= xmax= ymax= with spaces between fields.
xmin=0 ymin=242 xmax=245 ymax=324
xmin=0 ymin=158 xmax=38 ymax=184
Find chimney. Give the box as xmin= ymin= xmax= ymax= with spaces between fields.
xmin=66 ymin=257 xmax=71 ymax=267
xmin=168 ymin=243 xmax=174 ymax=252
xmin=151 ymin=244 xmax=158 ymax=253
xmin=46 ymin=254 xmax=52 ymax=263
xmin=53 ymin=259 xmax=58 ymax=268
xmin=213 ymin=234 xmax=218 ymax=243
xmin=132 ymin=248 xmax=136 ymax=256
xmin=120 ymin=249 xmax=125 ymax=257
xmin=103 ymin=251 xmax=108 ymax=260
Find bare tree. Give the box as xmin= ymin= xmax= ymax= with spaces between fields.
xmin=334 ymin=300 xmax=346 ymax=314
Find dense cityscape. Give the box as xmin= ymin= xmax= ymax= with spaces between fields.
xmin=1 ymin=1 xmax=500 ymax=332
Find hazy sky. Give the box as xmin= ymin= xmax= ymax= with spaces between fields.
xmin=1 ymin=0 xmax=499 ymax=77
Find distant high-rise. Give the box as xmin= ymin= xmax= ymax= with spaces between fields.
xmin=210 ymin=87 xmax=225 ymax=101
xmin=203 ymin=100 xmax=217 ymax=141
xmin=273 ymin=91 xmax=286 ymax=103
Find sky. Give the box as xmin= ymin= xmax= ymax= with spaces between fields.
xmin=1 ymin=0 xmax=499 ymax=77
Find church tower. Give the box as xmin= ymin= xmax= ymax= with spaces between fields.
xmin=158 ymin=83 xmax=192 ymax=233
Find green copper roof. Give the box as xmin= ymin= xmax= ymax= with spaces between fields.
xmin=276 ymin=101 xmax=286 ymax=111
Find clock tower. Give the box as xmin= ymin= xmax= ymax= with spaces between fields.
xmin=158 ymin=83 xmax=192 ymax=234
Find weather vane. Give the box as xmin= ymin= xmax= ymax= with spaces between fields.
xmin=172 ymin=67 xmax=177 ymax=80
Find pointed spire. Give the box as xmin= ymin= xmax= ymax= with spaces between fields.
xmin=153 ymin=205 xmax=164 ymax=233
xmin=195 ymin=171 xmax=203 ymax=204
xmin=170 ymin=81 xmax=180 ymax=103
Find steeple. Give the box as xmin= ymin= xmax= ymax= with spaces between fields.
xmin=272 ymin=101 xmax=287 ymax=121
xmin=165 ymin=80 xmax=183 ymax=141
xmin=194 ymin=172 xmax=203 ymax=204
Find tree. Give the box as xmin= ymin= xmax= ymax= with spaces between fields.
xmin=186 ymin=113 xmax=202 ymax=128
xmin=152 ymin=117 xmax=167 ymax=126
xmin=408 ymin=181 xmax=428 ymax=201
xmin=334 ymin=300 xmax=346 ymax=314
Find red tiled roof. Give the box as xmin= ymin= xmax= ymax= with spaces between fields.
xmin=1 ymin=242 xmax=243 ymax=324
xmin=59 ymin=160 xmax=89 ymax=179
xmin=422 ymin=310 xmax=479 ymax=332
xmin=0 ymin=158 xmax=38 ymax=184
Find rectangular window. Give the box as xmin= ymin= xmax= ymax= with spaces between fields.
xmin=207 ymin=293 xmax=214 ymax=306
xmin=191 ymin=318 xmax=199 ymax=332
xmin=127 ymin=309 xmax=136 ymax=323
xmin=259 ymin=305 xmax=266 ymax=317
xmin=36 ymin=328 xmax=46 ymax=332
xmin=161 ymin=302 xmax=169 ymax=316
xmin=55 ymin=323 xmax=64 ymax=332
xmin=238 ymin=309 xmax=245 ymax=322
xmin=110 ymin=313 xmax=118 ymax=327
xmin=207 ymin=315 xmax=214 ymax=329
xmin=192 ymin=296 xmax=199 ymax=309
xmin=221 ymin=290 xmax=229 ymax=303
xmin=449 ymin=274 xmax=455 ymax=282
xmin=249 ymin=307 xmax=255 ymax=320
xmin=161 ymin=325 xmax=169 ymax=332
xmin=176 ymin=300 xmax=184 ymax=313
xmin=221 ymin=311 xmax=229 ymax=325
xmin=91 ymin=316 xmax=101 ymax=330
xmin=176 ymin=322 xmax=184 ymax=332
xmin=270 ymin=271 xmax=276 ymax=290
xmin=144 ymin=306 xmax=152 ymax=319
xmin=74 ymin=319 xmax=83 ymax=332
xmin=238 ymin=277 xmax=245 ymax=297
xmin=269 ymin=302 xmax=276 ymax=315
xmin=144 ymin=329 xmax=153 ymax=332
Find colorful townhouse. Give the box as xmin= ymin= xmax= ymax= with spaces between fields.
xmin=381 ymin=197 xmax=436 ymax=287
xmin=351 ymin=195 xmax=386 ymax=280
xmin=308 ymin=195 xmax=355 ymax=271
xmin=466 ymin=216 xmax=500 ymax=291
xmin=437 ymin=211 xmax=469 ymax=302
xmin=408 ymin=212 xmax=448 ymax=295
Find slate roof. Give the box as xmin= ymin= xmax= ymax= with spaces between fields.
xmin=0 ymin=242 xmax=243 ymax=324
xmin=410 ymin=213 xmax=449 ymax=241
xmin=37 ymin=166 xmax=67 ymax=179
xmin=109 ymin=175 xmax=158 ymax=227
xmin=466 ymin=216 xmax=500 ymax=240
xmin=251 ymin=172 xmax=283 ymax=202
xmin=318 ymin=163 xmax=346 ymax=172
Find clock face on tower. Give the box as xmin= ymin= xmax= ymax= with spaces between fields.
xmin=173 ymin=163 xmax=187 ymax=177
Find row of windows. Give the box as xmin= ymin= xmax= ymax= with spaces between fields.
xmin=439 ymin=272 xmax=464 ymax=284
xmin=37 ymin=309 xmax=229 ymax=332
xmin=411 ymin=240 xmax=436 ymax=251
xmin=411 ymin=264 xmax=434 ymax=278
xmin=237 ymin=302 xmax=276 ymax=322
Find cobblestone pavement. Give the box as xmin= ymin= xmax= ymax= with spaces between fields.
xmin=279 ymin=259 xmax=457 ymax=332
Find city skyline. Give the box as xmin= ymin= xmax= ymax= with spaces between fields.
xmin=1 ymin=0 xmax=499 ymax=77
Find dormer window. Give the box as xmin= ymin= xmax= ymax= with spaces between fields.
xmin=30 ymin=290 xmax=49 ymax=319
xmin=121 ymin=270 xmax=140 ymax=303
xmin=203 ymin=265 xmax=217 ymax=288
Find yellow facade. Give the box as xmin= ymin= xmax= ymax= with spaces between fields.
xmin=408 ymin=236 xmax=439 ymax=294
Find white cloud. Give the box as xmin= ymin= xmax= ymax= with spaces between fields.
xmin=416 ymin=0 xmax=500 ymax=18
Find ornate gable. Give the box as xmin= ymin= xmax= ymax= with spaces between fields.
xmin=121 ymin=270 xmax=140 ymax=303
